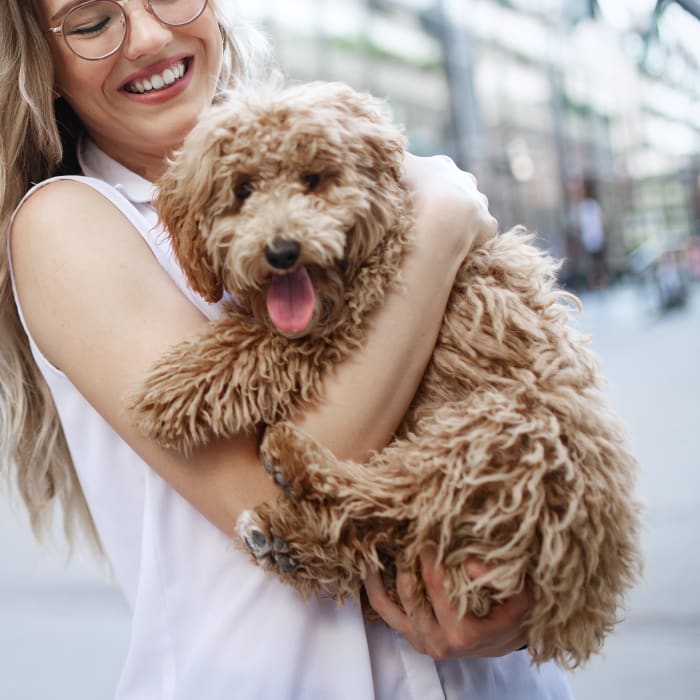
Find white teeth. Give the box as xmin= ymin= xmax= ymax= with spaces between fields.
xmin=125 ymin=60 xmax=187 ymax=94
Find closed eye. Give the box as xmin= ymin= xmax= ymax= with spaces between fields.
xmin=69 ymin=16 xmax=111 ymax=36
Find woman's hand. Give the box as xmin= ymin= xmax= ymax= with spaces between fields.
xmin=402 ymin=152 xmax=498 ymax=264
xmin=364 ymin=547 xmax=530 ymax=660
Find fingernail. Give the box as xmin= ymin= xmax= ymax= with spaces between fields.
xmin=465 ymin=559 xmax=486 ymax=578
xmin=421 ymin=546 xmax=437 ymax=567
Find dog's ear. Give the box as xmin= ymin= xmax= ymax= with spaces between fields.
xmin=155 ymin=138 xmax=224 ymax=304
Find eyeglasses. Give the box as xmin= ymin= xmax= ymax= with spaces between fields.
xmin=47 ymin=0 xmax=208 ymax=60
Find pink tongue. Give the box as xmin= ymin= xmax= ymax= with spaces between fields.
xmin=266 ymin=266 xmax=316 ymax=333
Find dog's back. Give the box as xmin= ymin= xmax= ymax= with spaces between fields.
xmin=394 ymin=226 xmax=642 ymax=666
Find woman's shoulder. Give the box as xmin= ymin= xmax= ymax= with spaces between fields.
xmin=11 ymin=173 xmax=159 ymax=285
xmin=14 ymin=175 xmax=137 ymax=225
xmin=11 ymin=175 xmax=155 ymax=275
xmin=12 ymin=174 xmax=223 ymax=326
xmin=9 ymin=173 xmax=194 ymax=373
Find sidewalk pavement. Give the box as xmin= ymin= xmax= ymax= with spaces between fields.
xmin=567 ymin=282 xmax=700 ymax=699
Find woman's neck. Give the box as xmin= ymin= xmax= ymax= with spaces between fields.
xmin=92 ymin=136 xmax=171 ymax=182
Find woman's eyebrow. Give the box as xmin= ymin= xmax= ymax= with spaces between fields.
xmin=50 ymin=0 xmax=90 ymax=24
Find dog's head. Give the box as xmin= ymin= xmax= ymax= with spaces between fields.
xmin=156 ymin=81 xmax=407 ymax=338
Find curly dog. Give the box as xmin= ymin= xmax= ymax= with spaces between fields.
xmin=129 ymin=81 xmax=643 ymax=668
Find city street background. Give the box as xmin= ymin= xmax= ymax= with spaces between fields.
xmin=1 ymin=282 xmax=699 ymax=699
xmin=3 ymin=0 xmax=700 ymax=697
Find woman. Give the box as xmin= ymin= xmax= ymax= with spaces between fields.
xmin=1 ymin=0 xmax=573 ymax=697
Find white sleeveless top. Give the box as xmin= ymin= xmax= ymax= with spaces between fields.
xmin=9 ymin=137 xmax=573 ymax=700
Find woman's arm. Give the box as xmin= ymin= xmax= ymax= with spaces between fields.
xmin=11 ymin=179 xmax=279 ymax=527
xmin=11 ymin=153 xmax=494 ymax=532
xmin=12 ymin=160 xmax=522 ymax=659
xmin=295 ymin=153 xmax=497 ymax=458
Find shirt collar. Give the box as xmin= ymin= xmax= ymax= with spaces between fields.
xmin=78 ymin=135 xmax=157 ymax=205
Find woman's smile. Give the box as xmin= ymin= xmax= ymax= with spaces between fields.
xmin=119 ymin=54 xmax=194 ymax=103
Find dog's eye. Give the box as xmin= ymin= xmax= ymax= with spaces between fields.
xmin=234 ymin=179 xmax=254 ymax=202
xmin=302 ymin=173 xmax=321 ymax=192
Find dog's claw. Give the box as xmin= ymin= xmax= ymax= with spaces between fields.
xmin=272 ymin=535 xmax=295 ymax=571
xmin=262 ymin=455 xmax=274 ymax=475
xmin=274 ymin=552 xmax=296 ymax=573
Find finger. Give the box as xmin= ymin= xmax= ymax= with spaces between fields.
xmin=421 ymin=550 xmax=530 ymax=654
xmin=480 ymin=588 xmax=532 ymax=631
xmin=419 ymin=546 xmax=460 ymax=632
xmin=363 ymin=572 xmax=410 ymax=636
xmin=465 ymin=588 xmax=532 ymax=652
xmin=473 ymin=628 xmax=529 ymax=658
xmin=396 ymin=567 xmax=445 ymax=657
xmin=460 ymin=169 xmax=478 ymax=188
xmin=431 ymin=154 xmax=455 ymax=167
xmin=464 ymin=556 xmax=490 ymax=579
xmin=468 ymin=601 xmax=531 ymax=657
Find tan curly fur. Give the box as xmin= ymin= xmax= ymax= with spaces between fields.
xmin=129 ymin=81 xmax=643 ymax=669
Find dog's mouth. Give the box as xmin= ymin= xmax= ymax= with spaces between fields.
xmin=266 ymin=266 xmax=316 ymax=335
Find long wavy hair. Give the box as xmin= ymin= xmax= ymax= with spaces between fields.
xmin=0 ymin=1 xmax=269 ymax=550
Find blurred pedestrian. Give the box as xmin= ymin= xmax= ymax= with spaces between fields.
xmin=577 ymin=177 xmax=608 ymax=290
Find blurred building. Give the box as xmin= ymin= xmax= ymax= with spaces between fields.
xmin=231 ymin=0 xmax=700 ymax=287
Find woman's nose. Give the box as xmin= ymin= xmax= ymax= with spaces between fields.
xmin=122 ymin=4 xmax=173 ymax=60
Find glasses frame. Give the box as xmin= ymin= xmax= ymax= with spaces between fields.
xmin=47 ymin=0 xmax=208 ymax=61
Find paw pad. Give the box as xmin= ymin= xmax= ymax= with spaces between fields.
xmin=236 ymin=511 xmax=296 ymax=573
xmin=272 ymin=535 xmax=296 ymax=572
xmin=274 ymin=552 xmax=296 ymax=573
xmin=237 ymin=510 xmax=271 ymax=558
xmin=273 ymin=536 xmax=289 ymax=552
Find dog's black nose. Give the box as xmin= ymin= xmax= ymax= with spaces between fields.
xmin=264 ymin=239 xmax=301 ymax=270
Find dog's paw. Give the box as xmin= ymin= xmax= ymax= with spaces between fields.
xmin=237 ymin=498 xmax=363 ymax=601
xmin=236 ymin=509 xmax=297 ymax=574
xmin=129 ymin=393 xmax=186 ymax=451
xmin=129 ymin=374 xmax=217 ymax=452
xmin=260 ymin=422 xmax=341 ymax=503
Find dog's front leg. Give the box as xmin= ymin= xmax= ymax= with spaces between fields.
xmin=128 ymin=318 xmax=307 ymax=453
xmin=236 ymin=422 xmax=414 ymax=603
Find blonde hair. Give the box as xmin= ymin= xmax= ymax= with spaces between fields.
xmin=0 ymin=0 xmax=268 ymax=549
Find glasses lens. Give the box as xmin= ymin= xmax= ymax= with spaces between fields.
xmin=150 ymin=0 xmax=208 ymax=26
xmin=63 ymin=1 xmax=125 ymax=59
